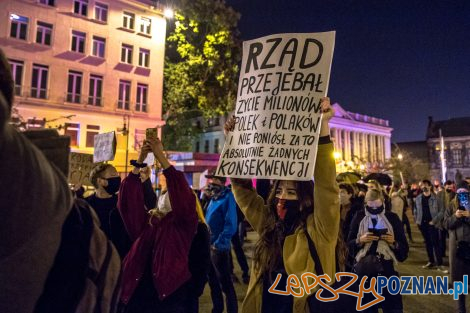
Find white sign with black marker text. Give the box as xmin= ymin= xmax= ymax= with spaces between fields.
xmin=216 ymin=31 xmax=335 ymax=180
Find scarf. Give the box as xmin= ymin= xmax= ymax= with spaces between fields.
xmin=355 ymin=208 xmax=398 ymax=265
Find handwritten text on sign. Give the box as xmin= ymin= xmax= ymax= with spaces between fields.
xmin=216 ymin=32 xmax=335 ymax=180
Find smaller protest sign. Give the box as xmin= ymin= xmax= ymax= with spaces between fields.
xmin=69 ymin=153 xmax=95 ymax=185
xmin=93 ymin=131 xmax=117 ymax=163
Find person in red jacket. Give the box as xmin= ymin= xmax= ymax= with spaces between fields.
xmin=118 ymin=137 xmax=198 ymax=313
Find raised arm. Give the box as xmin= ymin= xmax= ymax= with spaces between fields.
xmin=312 ymin=97 xmax=340 ymax=243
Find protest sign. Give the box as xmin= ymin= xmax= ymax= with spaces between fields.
xmin=93 ymin=131 xmax=117 ymax=163
xmin=216 ymin=31 xmax=335 ymax=180
xmin=69 ymin=153 xmax=95 ymax=185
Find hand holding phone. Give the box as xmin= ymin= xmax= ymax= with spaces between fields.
xmin=457 ymin=192 xmax=470 ymax=211
xmin=146 ymin=128 xmax=158 ymax=140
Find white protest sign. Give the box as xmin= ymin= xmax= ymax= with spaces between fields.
xmin=69 ymin=153 xmax=95 ymax=185
xmin=93 ymin=131 xmax=117 ymax=163
xmin=216 ymin=32 xmax=335 ymax=180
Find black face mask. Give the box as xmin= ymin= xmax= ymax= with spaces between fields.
xmin=422 ymin=187 xmax=430 ymax=193
xmin=274 ymin=198 xmax=300 ymax=222
xmin=366 ymin=205 xmax=385 ymax=215
xmin=104 ymin=176 xmax=121 ymax=195
xmin=209 ymin=183 xmax=224 ymax=194
xmin=446 ymin=189 xmax=453 ymax=193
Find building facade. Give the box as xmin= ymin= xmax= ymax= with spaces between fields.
xmin=1 ymin=0 xmax=167 ymax=171
xmin=190 ymin=103 xmax=393 ymax=174
xmin=427 ymin=116 xmax=470 ymax=181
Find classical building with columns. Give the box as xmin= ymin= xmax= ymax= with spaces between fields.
xmin=329 ymin=103 xmax=393 ymax=171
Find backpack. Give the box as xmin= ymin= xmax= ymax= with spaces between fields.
xmin=34 ymin=199 xmax=121 ymax=313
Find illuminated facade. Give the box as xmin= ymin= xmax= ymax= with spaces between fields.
xmin=1 ymin=0 xmax=167 ymax=171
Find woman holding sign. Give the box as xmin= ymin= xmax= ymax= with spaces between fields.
xmin=227 ymin=97 xmax=344 ymax=313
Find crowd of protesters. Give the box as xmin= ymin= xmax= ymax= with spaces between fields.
xmin=2 ymin=44 xmax=470 ymax=313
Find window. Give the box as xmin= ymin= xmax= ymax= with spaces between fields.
xmin=140 ymin=17 xmax=151 ymax=34
xmin=136 ymin=84 xmax=148 ymax=112
xmin=74 ymin=0 xmax=88 ymax=16
xmin=71 ymin=31 xmax=86 ymax=53
xmin=36 ymin=21 xmax=52 ymax=45
xmin=123 ymin=12 xmax=135 ymax=29
xmin=65 ymin=123 xmax=80 ymax=147
xmin=118 ymin=80 xmax=131 ymax=110
xmin=214 ymin=138 xmax=220 ymax=153
xmin=195 ymin=141 xmax=200 ymax=152
xmin=138 ymin=48 xmax=150 ymax=67
xmin=453 ymin=149 xmax=462 ymax=165
xmin=67 ymin=71 xmax=83 ymax=103
xmin=10 ymin=14 xmax=28 ymax=40
xmin=27 ymin=117 xmax=46 ymax=128
xmin=86 ymin=125 xmax=100 ymax=148
xmin=88 ymin=75 xmax=103 ymax=106
xmin=204 ymin=140 xmax=209 ymax=153
xmin=213 ymin=117 xmax=220 ymax=126
xmin=92 ymin=36 xmax=105 ymax=57
xmin=9 ymin=59 xmax=24 ymax=96
xmin=94 ymin=2 xmax=108 ymax=22
xmin=38 ymin=0 xmax=55 ymax=6
xmin=121 ymin=44 xmax=133 ymax=64
xmin=31 ymin=64 xmax=48 ymax=99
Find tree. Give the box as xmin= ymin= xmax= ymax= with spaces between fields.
xmin=162 ymin=0 xmax=241 ymax=151
xmin=385 ymin=150 xmax=430 ymax=184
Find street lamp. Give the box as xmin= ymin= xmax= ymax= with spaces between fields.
xmin=164 ymin=8 xmax=174 ymax=19
xmin=398 ymin=153 xmax=403 ymax=161
xmin=333 ymin=151 xmax=342 ymax=160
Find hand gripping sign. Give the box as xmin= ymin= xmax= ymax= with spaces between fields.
xmin=216 ymin=31 xmax=335 ymax=180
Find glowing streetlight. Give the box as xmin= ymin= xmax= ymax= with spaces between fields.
xmin=397 ymin=153 xmax=403 ymax=161
xmin=359 ymin=164 xmax=366 ymax=171
xmin=164 ymin=8 xmax=174 ymax=19
xmin=333 ymin=151 xmax=342 ymax=160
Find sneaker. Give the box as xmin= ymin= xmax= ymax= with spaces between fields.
xmin=437 ymin=266 xmax=449 ymax=274
xmin=422 ymin=262 xmax=436 ymax=269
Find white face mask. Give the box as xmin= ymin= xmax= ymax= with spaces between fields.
xmin=157 ymin=191 xmax=172 ymax=215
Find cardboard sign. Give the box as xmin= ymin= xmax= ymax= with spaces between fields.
xmin=216 ymin=32 xmax=336 ymax=180
xmin=69 ymin=153 xmax=95 ymax=185
xmin=93 ymin=131 xmax=117 ymax=163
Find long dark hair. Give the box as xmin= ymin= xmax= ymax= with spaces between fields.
xmin=254 ymin=180 xmax=346 ymax=277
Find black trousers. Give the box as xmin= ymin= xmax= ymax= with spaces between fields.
xmin=418 ymin=222 xmax=443 ymax=266
xmin=439 ymin=228 xmax=448 ymax=257
xmin=229 ymin=229 xmax=249 ymax=277
xmin=207 ymin=249 xmax=238 ymax=313
xmin=402 ymin=214 xmax=413 ymax=242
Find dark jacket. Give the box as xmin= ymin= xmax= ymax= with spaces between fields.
xmin=444 ymin=199 xmax=470 ymax=283
xmin=118 ymin=166 xmax=198 ymax=304
xmin=347 ymin=210 xmax=409 ymax=264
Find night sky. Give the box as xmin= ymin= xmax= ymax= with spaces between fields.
xmin=224 ymin=0 xmax=470 ymax=142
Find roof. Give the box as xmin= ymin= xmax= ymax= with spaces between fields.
xmin=427 ymin=116 xmax=470 ymax=138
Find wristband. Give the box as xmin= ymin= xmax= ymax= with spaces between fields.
xmin=130 ymin=160 xmax=147 ymax=168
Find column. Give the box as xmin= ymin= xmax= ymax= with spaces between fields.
xmin=384 ymin=136 xmax=392 ymax=159
xmin=344 ymin=130 xmax=350 ymax=161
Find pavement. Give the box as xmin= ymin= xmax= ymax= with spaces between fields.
xmin=198 ymin=212 xmax=468 ymax=312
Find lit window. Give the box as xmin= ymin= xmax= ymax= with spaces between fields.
xmin=65 ymin=123 xmax=80 ymax=147
xmin=92 ymin=36 xmax=105 ymax=57
xmin=74 ymin=0 xmax=88 ymax=16
xmin=123 ymin=12 xmax=135 ymax=29
xmin=38 ymin=0 xmax=55 ymax=6
xmin=88 ymin=75 xmax=103 ymax=106
xmin=31 ymin=64 xmax=48 ymax=99
xmin=86 ymin=125 xmax=100 ymax=148
xmin=453 ymin=149 xmax=462 ymax=165
xmin=118 ymin=80 xmax=131 ymax=110
xmin=121 ymin=44 xmax=133 ymax=64
xmin=138 ymin=48 xmax=150 ymax=67
xmin=67 ymin=71 xmax=83 ymax=103
xmin=136 ymin=84 xmax=148 ymax=112
xmin=8 ymin=59 xmax=24 ymax=96
xmin=94 ymin=2 xmax=108 ymax=22
xmin=10 ymin=14 xmax=29 ymax=40
xmin=140 ymin=17 xmax=151 ymax=34
xmin=36 ymin=21 xmax=52 ymax=45
xmin=71 ymin=30 xmax=86 ymax=53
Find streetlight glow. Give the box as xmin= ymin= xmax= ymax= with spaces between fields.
xmin=398 ymin=153 xmax=403 ymax=160
xmin=164 ymin=8 xmax=174 ymax=19
xmin=333 ymin=151 xmax=342 ymax=160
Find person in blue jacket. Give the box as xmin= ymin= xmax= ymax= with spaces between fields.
xmin=205 ymin=172 xmax=238 ymax=313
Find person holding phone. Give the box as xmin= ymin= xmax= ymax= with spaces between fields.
xmin=445 ymin=181 xmax=470 ymax=313
xmin=348 ymin=188 xmax=408 ymax=313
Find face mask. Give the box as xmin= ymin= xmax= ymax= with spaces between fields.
xmin=275 ymin=198 xmax=300 ymax=222
xmin=422 ymin=187 xmax=430 ymax=193
xmin=209 ymin=183 xmax=223 ymax=194
xmin=157 ymin=191 xmax=173 ymax=215
xmin=104 ymin=176 xmax=121 ymax=195
xmin=446 ymin=189 xmax=453 ymax=193
xmin=366 ymin=205 xmax=385 ymax=215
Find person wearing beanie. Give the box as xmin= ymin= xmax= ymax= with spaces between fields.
xmin=445 ymin=181 xmax=470 ymax=313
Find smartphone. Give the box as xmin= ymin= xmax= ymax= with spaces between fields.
xmin=457 ymin=192 xmax=470 ymax=210
xmin=146 ymin=128 xmax=158 ymax=140
xmin=368 ymin=228 xmax=388 ymax=237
